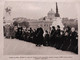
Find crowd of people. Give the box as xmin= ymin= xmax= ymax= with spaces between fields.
xmin=4 ymin=24 xmax=78 ymax=54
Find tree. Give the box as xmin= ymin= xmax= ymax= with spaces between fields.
xmin=13 ymin=21 xmax=18 ymax=26
xmin=19 ymin=21 xmax=29 ymax=28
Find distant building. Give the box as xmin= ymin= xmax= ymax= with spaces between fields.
xmin=27 ymin=2 xmax=62 ymax=32
xmin=13 ymin=2 xmax=64 ymax=32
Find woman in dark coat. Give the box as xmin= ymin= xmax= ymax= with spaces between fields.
xmin=36 ymin=27 xmax=44 ymax=47
xmin=49 ymin=26 xmax=56 ymax=46
xmin=57 ymin=31 xmax=64 ymax=49
xmin=68 ymin=27 xmax=78 ymax=53
xmin=9 ymin=25 xmax=15 ymax=39
xmin=61 ymin=31 xmax=70 ymax=50
xmin=55 ymin=25 xmax=61 ymax=49
xmin=43 ymin=30 xmax=49 ymax=46
xmin=16 ymin=26 xmax=23 ymax=40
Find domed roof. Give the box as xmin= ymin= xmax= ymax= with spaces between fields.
xmin=48 ymin=9 xmax=55 ymax=15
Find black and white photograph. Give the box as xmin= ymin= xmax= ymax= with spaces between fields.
xmin=3 ymin=1 xmax=78 ymax=55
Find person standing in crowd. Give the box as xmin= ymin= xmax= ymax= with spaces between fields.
xmin=68 ymin=27 xmax=78 ymax=53
xmin=74 ymin=35 xmax=78 ymax=54
xmin=61 ymin=26 xmax=71 ymax=51
xmin=50 ymin=26 xmax=56 ymax=46
xmin=32 ymin=29 xmax=37 ymax=44
xmin=25 ymin=29 xmax=30 ymax=42
xmin=28 ymin=27 xmax=34 ymax=42
xmin=3 ymin=26 xmax=6 ymax=37
xmin=55 ymin=25 xmax=61 ymax=49
xmin=15 ymin=25 xmax=19 ymax=39
xmin=29 ymin=27 xmax=33 ymax=33
xmin=61 ymin=31 xmax=70 ymax=50
xmin=14 ymin=26 xmax=18 ymax=39
xmin=16 ymin=26 xmax=23 ymax=40
xmin=21 ymin=27 xmax=27 ymax=41
xmin=58 ymin=31 xmax=64 ymax=49
xmin=36 ymin=26 xmax=44 ymax=47
xmin=43 ymin=30 xmax=49 ymax=46
xmin=9 ymin=24 xmax=15 ymax=39
xmin=5 ymin=25 xmax=11 ymax=38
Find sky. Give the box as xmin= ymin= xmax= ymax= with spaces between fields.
xmin=4 ymin=1 xmax=78 ymax=19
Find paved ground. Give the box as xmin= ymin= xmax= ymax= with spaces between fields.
xmin=4 ymin=38 xmax=76 ymax=55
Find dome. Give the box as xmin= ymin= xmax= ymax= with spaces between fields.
xmin=48 ymin=9 xmax=55 ymax=15
xmin=47 ymin=9 xmax=55 ymax=20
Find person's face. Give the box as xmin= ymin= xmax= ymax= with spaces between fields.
xmin=23 ymin=27 xmax=26 ymax=31
xmin=65 ymin=32 xmax=68 ymax=36
xmin=71 ymin=28 xmax=75 ymax=32
xmin=60 ymin=32 xmax=63 ymax=35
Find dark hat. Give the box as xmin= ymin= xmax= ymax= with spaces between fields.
xmin=57 ymin=25 xmax=60 ymax=28
xmin=52 ymin=26 xmax=55 ymax=29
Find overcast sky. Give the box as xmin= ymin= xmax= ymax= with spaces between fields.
xmin=4 ymin=1 xmax=78 ymax=19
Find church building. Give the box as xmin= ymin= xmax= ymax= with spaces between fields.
xmin=28 ymin=2 xmax=64 ymax=32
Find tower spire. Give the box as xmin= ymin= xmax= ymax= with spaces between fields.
xmin=55 ymin=2 xmax=60 ymax=17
